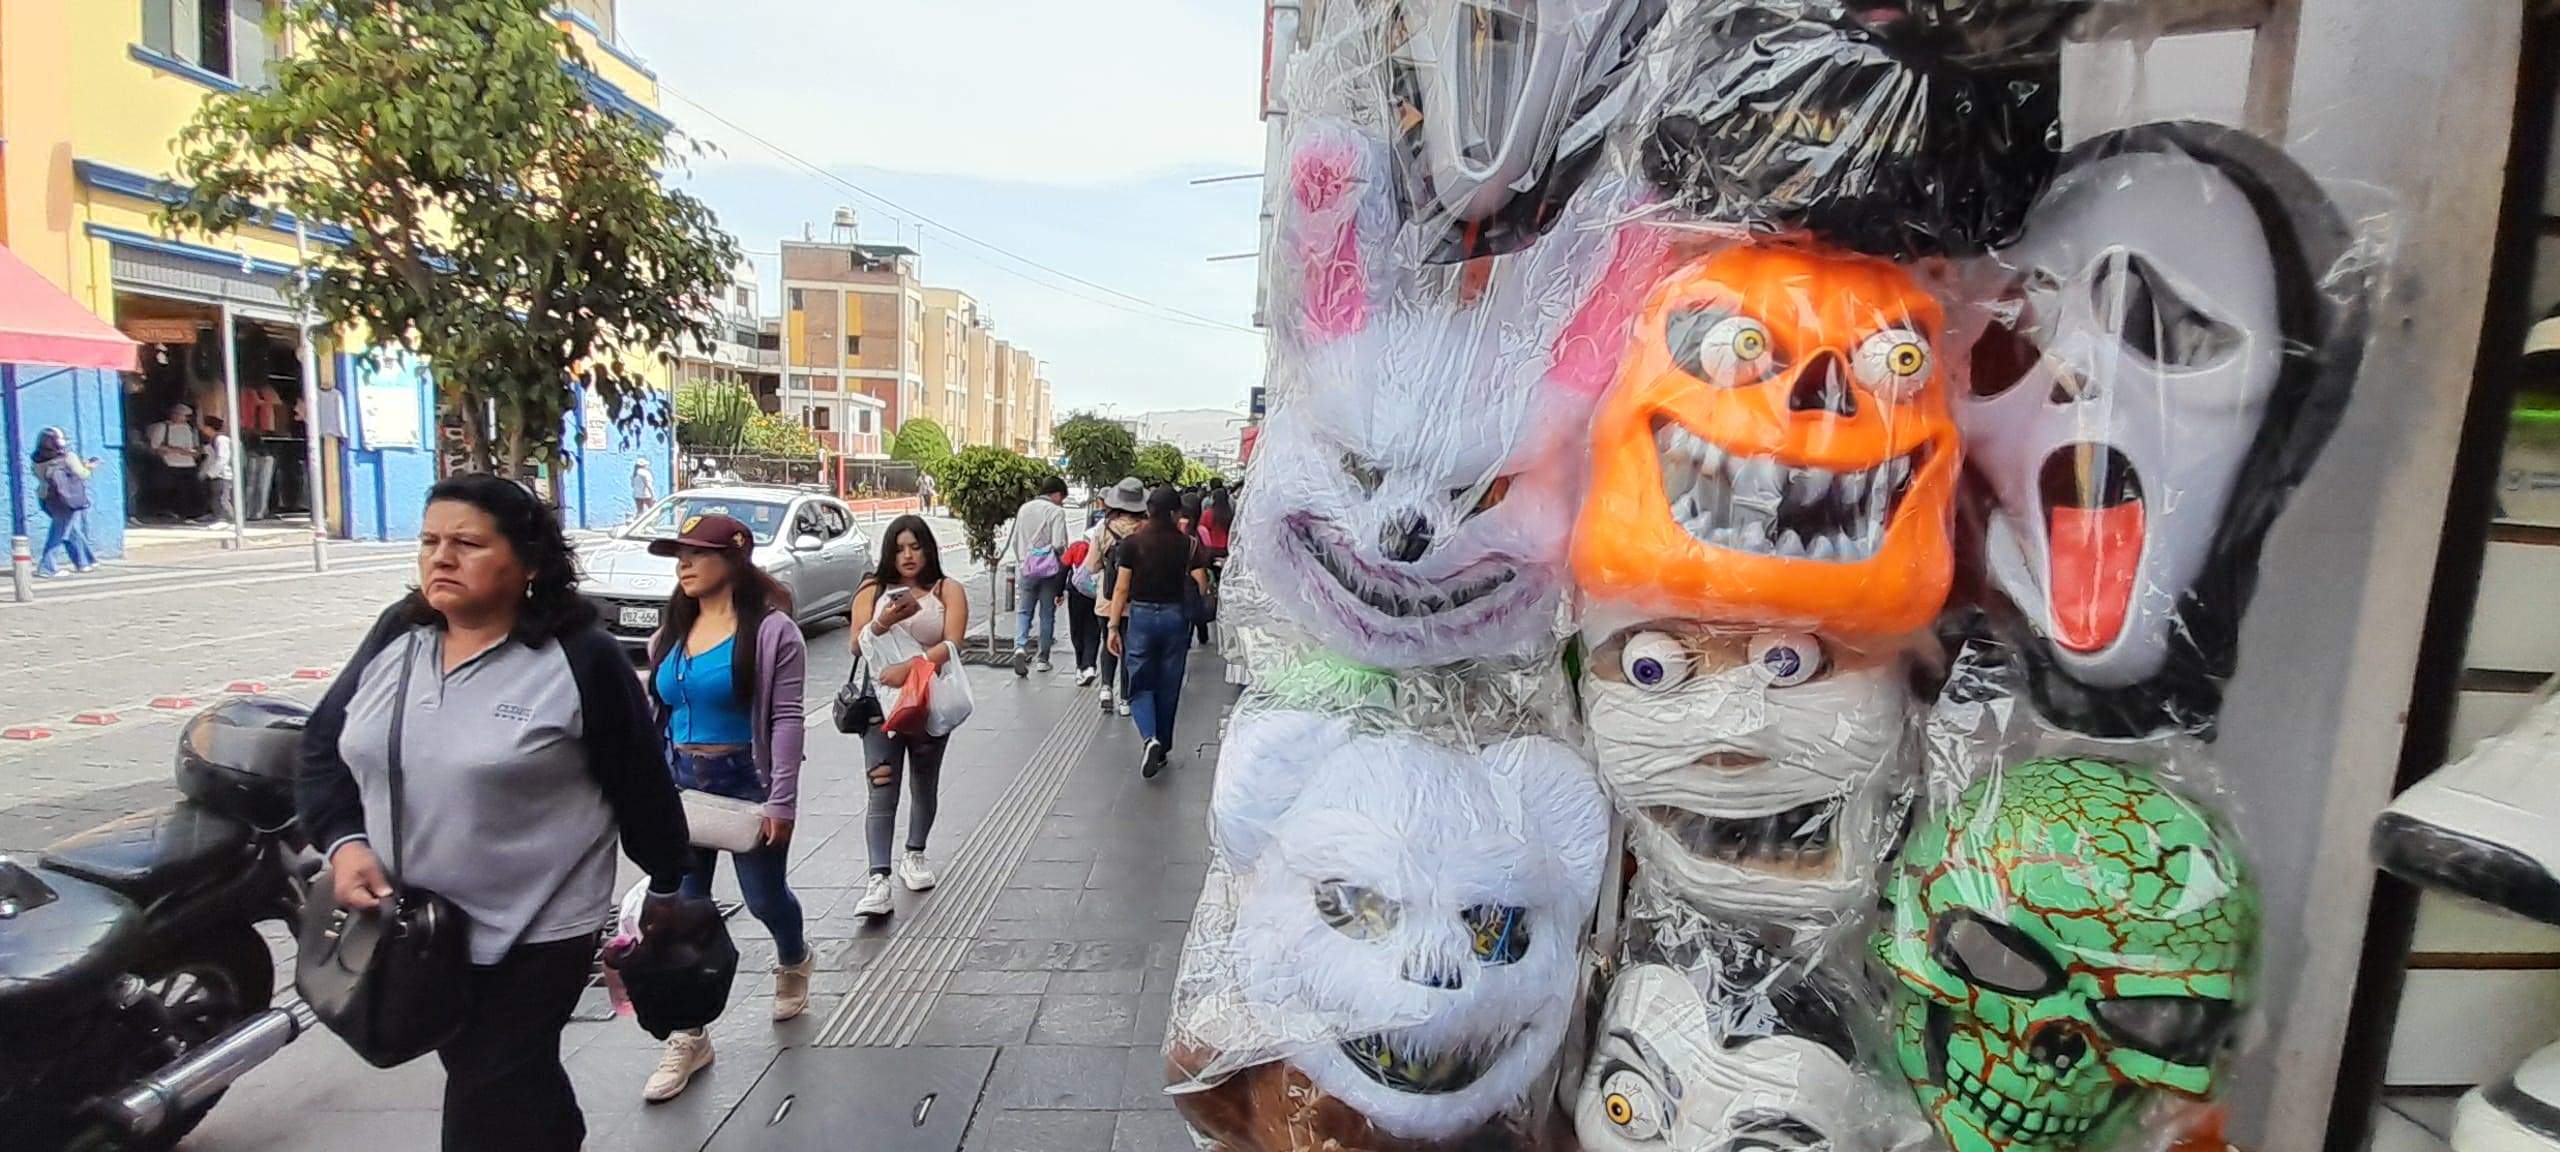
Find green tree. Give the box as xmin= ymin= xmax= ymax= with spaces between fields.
xmin=1132 ymin=442 xmax=1187 ymax=488
xmin=929 ymin=446 xmax=1059 ymax=562
xmin=1179 ymin=460 xmax=1223 ymax=488
xmin=1054 ymin=412 xmax=1137 ymax=490
xmin=890 ymin=418 xmax=954 ymax=468
xmin=675 ymin=383 xmax=820 ymax=459
xmin=166 ymin=0 xmax=738 ymax=479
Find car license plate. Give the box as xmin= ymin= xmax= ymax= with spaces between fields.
xmin=619 ymin=605 xmax=660 ymax=630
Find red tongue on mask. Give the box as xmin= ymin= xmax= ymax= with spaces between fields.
xmin=2047 ymin=500 xmax=2143 ymax=653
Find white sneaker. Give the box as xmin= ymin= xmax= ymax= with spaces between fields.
xmin=772 ymin=958 xmax=812 ymax=1022
xmin=898 ymin=850 xmax=938 ymax=892
xmin=2375 ymin=689 xmax=2560 ymax=924
xmin=643 ymin=1030 xmax=712 ymax=1102
xmin=2453 ymin=1041 xmax=2560 ymax=1152
xmin=1116 ymin=698 xmax=1132 ymax=717
xmin=1034 ymin=657 xmax=1054 ymax=673
xmin=853 ymin=873 xmax=895 ymax=917
xmin=1077 ymin=668 xmax=1097 ymax=686
xmin=1098 ymin=687 xmax=1114 ymax=713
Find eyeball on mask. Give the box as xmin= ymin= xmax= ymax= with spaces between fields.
xmin=1749 ymin=632 xmax=1827 ymax=688
xmin=1622 ymin=631 xmax=1693 ymax=692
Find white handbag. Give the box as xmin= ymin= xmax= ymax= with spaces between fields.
xmin=680 ymin=790 xmax=765 ymax=853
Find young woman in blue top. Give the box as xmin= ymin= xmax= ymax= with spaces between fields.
xmin=642 ymin=512 xmax=810 ymax=1103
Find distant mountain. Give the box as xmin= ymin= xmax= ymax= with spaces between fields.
xmin=1134 ymin=408 xmax=1248 ymax=456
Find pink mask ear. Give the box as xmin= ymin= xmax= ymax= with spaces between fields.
xmin=1282 ymin=130 xmax=1373 ymax=341
xmin=1547 ymin=223 xmax=1681 ymax=400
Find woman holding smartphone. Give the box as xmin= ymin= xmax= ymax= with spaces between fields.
xmin=849 ymin=515 xmax=968 ymax=918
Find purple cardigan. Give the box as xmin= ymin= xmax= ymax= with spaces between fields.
xmin=649 ymin=611 xmax=808 ymax=821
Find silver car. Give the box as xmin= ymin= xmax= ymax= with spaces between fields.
xmin=581 ymin=485 xmax=873 ymax=649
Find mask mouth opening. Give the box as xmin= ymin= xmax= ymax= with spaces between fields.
xmin=1653 ymin=416 xmax=1930 ymax=564
xmin=1642 ymin=794 xmax=1842 ymax=877
xmin=1289 ymin=514 xmax=1521 ymax=620
xmin=2036 ymin=442 xmax=2145 ymax=654
xmin=1340 ymin=1025 xmax=1518 ymax=1095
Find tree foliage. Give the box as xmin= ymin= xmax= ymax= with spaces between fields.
xmin=1132 ymin=442 xmax=1188 ymax=488
xmin=928 ymin=446 xmax=1059 ymax=562
xmin=1053 ymin=413 xmax=1137 ymax=491
xmin=675 ymin=383 xmax=820 ymax=459
xmin=166 ymin=0 xmax=738 ymax=478
xmin=1179 ymin=460 xmax=1224 ymax=488
xmin=890 ymin=418 xmax=954 ymax=468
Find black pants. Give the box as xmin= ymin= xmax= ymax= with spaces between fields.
xmin=438 ymin=932 xmax=597 ymax=1152
xmin=1065 ymin=586 xmax=1101 ymax=672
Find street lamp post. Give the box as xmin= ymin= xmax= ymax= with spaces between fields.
xmin=296 ymin=221 xmax=329 ymax=572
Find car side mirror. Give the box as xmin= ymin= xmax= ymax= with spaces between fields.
xmin=792 ymin=534 xmax=824 ymax=552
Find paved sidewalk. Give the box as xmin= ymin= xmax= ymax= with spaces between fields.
xmin=178 ymin=638 xmax=1233 ymax=1151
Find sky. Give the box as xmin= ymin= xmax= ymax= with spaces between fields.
xmin=615 ymin=0 xmax=1271 ymax=417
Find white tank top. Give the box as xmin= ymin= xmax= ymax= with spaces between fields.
xmin=869 ymin=581 xmax=947 ymax=648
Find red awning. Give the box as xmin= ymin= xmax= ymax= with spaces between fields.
xmin=0 ymin=246 xmax=137 ymax=372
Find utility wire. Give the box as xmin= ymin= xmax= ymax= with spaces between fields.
xmin=655 ymin=82 xmax=1265 ymax=339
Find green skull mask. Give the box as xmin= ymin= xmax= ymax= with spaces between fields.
xmin=1873 ymin=757 xmax=2258 ymax=1152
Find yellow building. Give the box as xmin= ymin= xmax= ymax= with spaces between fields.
xmin=0 ymin=0 xmax=675 ymax=544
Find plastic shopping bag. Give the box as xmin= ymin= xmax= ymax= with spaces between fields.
xmin=925 ymin=644 xmax=975 ymax=736
xmin=884 ymin=657 xmax=933 ymax=735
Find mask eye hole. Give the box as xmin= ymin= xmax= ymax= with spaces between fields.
xmin=1313 ymin=879 xmax=1400 ymax=940
xmin=1461 ymin=904 xmax=1531 ymax=965
xmin=1597 ymin=1067 xmax=1663 ymax=1140
xmin=1669 ymin=308 xmax=1782 ymax=387
xmin=1452 ymin=473 xmax=1514 ymax=520
xmin=2092 ymin=996 xmax=2237 ymax=1064
xmin=1852 ymin=327 xmax=1934 ymax=399
xmin=1969 ymin=293 xmax=2045 ymax=399
xmin=2089 ymin=250 xmax=2245 ymax=371
xmin=1931 ymin=910 xmax=2067 ymax=998
xmin=1619 ymin=631 xmax=1692 ymax=692
xmin=1341 ymin=453 xmax=1386 ymax=495
xmin=1747 ymin=632 xmax=1825 ymax=688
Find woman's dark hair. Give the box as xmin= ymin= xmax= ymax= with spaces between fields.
xmin=32 ymin=427 xmax=65 ymax=463
xmin=399 ymin=472 xmax=594 ymax=644
xmin=1144 ymin=485 xmax=1181 ymax=533
xmin=654 ymin=545 xmax=793 ymax=705
xmin=1205 ymin=482 xmax=1234 ymax=533
xmin=863 ymin=514 xmax=946 ymax=594
xmin=1039 ymin=475 xmax=1068 ymax=498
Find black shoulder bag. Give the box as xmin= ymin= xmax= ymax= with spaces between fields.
xmin=833 ymin=639 xmax=883 ymax=735
xmin=296 ymin=638 xmax=473 ymax=1068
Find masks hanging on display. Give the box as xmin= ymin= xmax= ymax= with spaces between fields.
xmin=1953 ymin=120 xmax=2369 ymax=738
xmin=1574 ymin=243 xmax=1961 ymax=637
xmin=1575 ymin=962 xmax=1872 ymax=1152
xmin=1203 ymin=711 xmax=1610 ymax=1142
xmin=1628 ymin=0 xmax=2075 ymax=260
xmin=1582 ymin=613 xmax=1914 ymax=928
xmin=1874 ymin=756 xmax=2259 ymax=1152
xmin=1386 ymin=0 xmax=1667 ymax=263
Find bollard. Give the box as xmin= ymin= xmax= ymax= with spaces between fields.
xmin=9 ymin=534 xmax=32 ymax=603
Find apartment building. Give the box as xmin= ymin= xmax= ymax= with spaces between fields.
xmin=679 ymin=257 xmax=781 ymax=400
xmin=777 ymin=213 xmax=919 ymax=460
xmin=920 ymin=286 xmax=992 ymax=442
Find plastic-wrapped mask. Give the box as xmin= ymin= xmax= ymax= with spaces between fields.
xmin=1583 ymin=614 xmax=1913 ymax=924
xmin=1387 ymin=0 xmax=1666 ymax=262
xmin=1211 ymin=712 xmax=1610 ymax=1141
xmin=1953 ymin=121 xmax=2366 ymax=737
xmin=1575 ymin=243 xmax=1960 ymax=637
xmin=1874 ymin=756 xmax=2259 ymax=1152
xmin=1576 ymin=963 xmax=1870 ymax=1152
xmin=1631 ymin=0 xmax=2070 ymax=260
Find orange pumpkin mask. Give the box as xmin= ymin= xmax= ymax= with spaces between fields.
xmin=1573 ymin=244 xmax=1960 ymax=636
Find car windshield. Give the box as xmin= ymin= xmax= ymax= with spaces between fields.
xmin=626 ymin=497 xmax=789 ymax=545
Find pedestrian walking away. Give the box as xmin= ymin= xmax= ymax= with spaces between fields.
xmin=295 ymin=473 xmax=695 ymax=1152
xmin=851 ymin=514 xmax=970 ymax=918
xmin=202 ymin=414 xmax=236 ymax=528
xmin=1081 ymin=478 xmax=1147 ymax=715
xmin=1104 ymin=485 xmax=1213 ymax=779
xmin=639 ymin=512 xmax=813 ymax=1103
xmin=30 ymin=427 xmax=99 ymax=577
xmin=1192 ymin=479 xmax=1234 ymax=647
xmin=630 ymin=456 xmax=659 ymax=523
xmin=1007 ymin=476 xmax=1075 ymax=675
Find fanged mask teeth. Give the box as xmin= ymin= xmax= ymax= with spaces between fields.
xmin=1654 ymin=421 xmax=1924 ymax=563
xmin=1292 ymin=519 xmax=1517 ymax=620
xmin=1340 ymin=1031 xmax=1504 ymax=1095
xmin=1945 ymin=1061 xmax=2104 ymax=1143
xmin=1644 ymin=796 xmax=1843 ymax=877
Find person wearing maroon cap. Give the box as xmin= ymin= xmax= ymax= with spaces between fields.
xmin=637 ymin=512 xmax=812 ymax=1102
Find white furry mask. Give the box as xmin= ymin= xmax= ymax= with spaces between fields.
xmin=1210 ymin=710 xmax=1610 ymax=1141
xmin=1576 ymin=964 xmax=1875 ymax=1152
xmin=1581 ymin=617 xmax=1914 ymax=924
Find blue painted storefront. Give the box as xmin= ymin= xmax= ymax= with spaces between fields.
xmin=4 ymin=364 xmax=128 ymax=560
xmin=336 ymin=352 xmax=440 ymax=542
xmin=559 ymin=385 xmax=673 ymax=532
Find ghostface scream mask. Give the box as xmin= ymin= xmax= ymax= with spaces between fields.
xmin=1582 ymin=614 xmax=1914 ymax=927
xmin=1955 ymin=121 xmax=2365 ymax=737
xmin=1210 ymin=712 xmax=1610 ymax=1141
xmin=1576 ymin=963 xmax=1873 ymax=1152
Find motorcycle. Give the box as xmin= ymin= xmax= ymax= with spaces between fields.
xmin=0 ymin=697 xmax=320 ymax=1151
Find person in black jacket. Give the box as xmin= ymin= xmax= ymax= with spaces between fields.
xmin=297 ymin=472 xmax=692 ymax=1152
